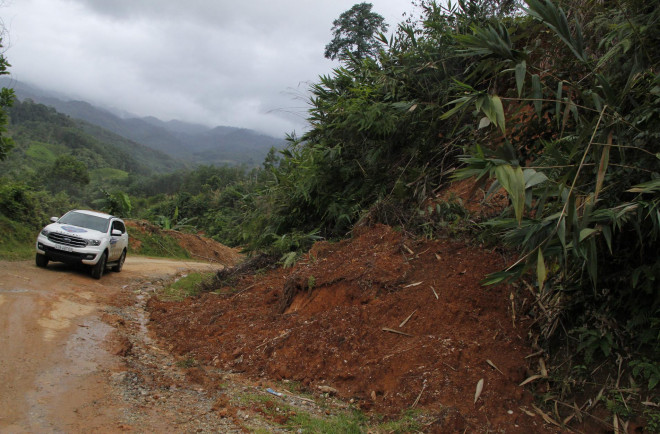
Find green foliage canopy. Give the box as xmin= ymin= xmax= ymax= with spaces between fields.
xmin=324 ymin=3 xmax=388 ymax=61
xmin=439 ymin=0 xmax=660 ymax=360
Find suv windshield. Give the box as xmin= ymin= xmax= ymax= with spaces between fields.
xmin=58 ymin=211 xmax=110 ymax=233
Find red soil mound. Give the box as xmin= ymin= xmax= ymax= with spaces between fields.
xmin=126 ymin=220 xmax=243 ymax=266
xmin=148 ymin=225 xmax=556 ymax=432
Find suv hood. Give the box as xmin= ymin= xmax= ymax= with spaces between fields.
xmin=45 ymin=222 xmax=106 ymax=238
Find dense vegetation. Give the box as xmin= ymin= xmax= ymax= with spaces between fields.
xmin=0 ymin=0 xmax=658 ymax=426
xmin=227 ymin=0 xmax=659 ymax=426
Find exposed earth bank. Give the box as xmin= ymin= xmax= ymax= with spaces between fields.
xmin=148 ymin=224 xmax=562 ymax=433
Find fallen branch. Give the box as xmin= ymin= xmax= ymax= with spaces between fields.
xmin=525 ymin=350 xmax=545 ymax=359
xmin=230 ymin=283 xmax=257 ymax=299
xmin=399 ymin=309 xmax=417 ymax=328
xmin=411 ymin=384 xmax=426 ymax=408
xmin=442 ymin=362 xmax=457 ymax=371
xmin=532 ymin=404 xmax=562 ymax=427
xmin=255 ymin=331 xmax=291 ymax=349
xmin=382 ymin=327 xmax=413 ymax=337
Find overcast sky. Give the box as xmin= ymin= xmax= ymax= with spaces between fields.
xmin=1 ymin=0 xmax=415 ymax=137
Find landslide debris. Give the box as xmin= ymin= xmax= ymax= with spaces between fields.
xmin=148 ymin=224 xmax=557 ymax=432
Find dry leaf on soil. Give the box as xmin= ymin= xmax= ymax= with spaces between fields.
xmin=486 ymin=359 xmax=504 ymax=375
xmin=519 ymin=374 xmax=544 ymax=387
xmin=474 ymin=378 xmax=484 ymax=404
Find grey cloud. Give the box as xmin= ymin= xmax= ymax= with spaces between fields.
xmin=6 ymin=0 xmax=411 ymax=136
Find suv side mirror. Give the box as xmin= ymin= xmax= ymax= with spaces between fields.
xmin=112 ymin=229 xmax=122 ymax=236
xmin=50 ymin=216 xmax=58 ymax=223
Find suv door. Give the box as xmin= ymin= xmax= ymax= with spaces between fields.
xmin=109 ymin=220 xmax=126 ymax=260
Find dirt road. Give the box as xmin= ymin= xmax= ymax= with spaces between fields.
xmin=0 ymin=257 xmax=233 ymax=433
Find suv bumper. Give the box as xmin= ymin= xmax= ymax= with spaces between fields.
xmin=36 ymin=236 xmax=102 ymax=265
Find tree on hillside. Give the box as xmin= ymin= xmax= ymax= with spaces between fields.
xmin=324 ymin=3 xmax=388 ymax=61
xmin=0 ymin=36 xmax=14 ymax=160
xmin=47 ymin=155 xmax=90 ymax=195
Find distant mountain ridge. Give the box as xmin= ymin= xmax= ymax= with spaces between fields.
xmin=2 ymin=78 xmax=285 ymax=166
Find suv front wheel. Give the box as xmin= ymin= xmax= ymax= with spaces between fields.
xmin=36 ymin=253 xmax=48 ymax=268
xmin=91 ymin=252 xmax=107 ymax=279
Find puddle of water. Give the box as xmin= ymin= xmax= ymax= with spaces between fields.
xmin=64 ymin=317 xmax=114 ymax=374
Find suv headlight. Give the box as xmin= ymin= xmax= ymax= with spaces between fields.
xmin=41 ymin=228 xmax=50 ymax=236
xmin=87 ymin=239 xmax=102 ymax=246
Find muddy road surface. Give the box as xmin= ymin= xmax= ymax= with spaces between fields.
xmin=0 ymin=257 xmax=238 ymax=433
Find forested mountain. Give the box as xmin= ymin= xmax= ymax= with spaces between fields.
xmin=5 ymin=99 xmax=181 ymax=177
xmin=0 ymin=97 xmax=260 ymax=247
xmin=1 ymin=78 xmax=286 ymax=166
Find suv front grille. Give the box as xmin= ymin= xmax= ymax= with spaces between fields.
xmin=47 ymin=232 xmax=87 ymax=248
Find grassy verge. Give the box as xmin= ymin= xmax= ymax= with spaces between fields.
xmin=0 ymin=216 xmax=36 ymax=260
xmin=127 ymin=226 xmax=190 ymax=259
xmin=159 ymin=272 xmax=215 ymax=301
xmin=235 ymin=392 xmax=424 ymax=433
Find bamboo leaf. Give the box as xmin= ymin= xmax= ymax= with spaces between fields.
xmin=558 ymin=215 xmax=567 ymax=251
xmin=602 ymin=225 xmax=613 ymax=254
xmin=579 ymin=228 xmax=597 ymax=242
xmin=555 ymin=81 xmax=563 ymax=126
xmin=525 ymin=0 xmax=587 ymax=62
xmin=486 ymin=359 xmax=504 ymax=375
xmin=519 ymin=374 xmax=544 ymax=387
xmin=573 ymin=18 xmax=586 ymax=60
xmin=594 ymin=132 xmax=611 ymax=202
xmin=633 ymin=267 xmax=642 ymax=288
xmin=440 ymin=96 xmax=474 ymax=119
xmin=627 ymin=179 xmax=660 ymax=193
xmin=537 ymin=248 xmax=547 ymax=291
xmin=539 ymin=358 xmax=548 ymax=377
xmin=523 ymin=168 xmax=548 ymax=189
xmin=479 ymin=95 xmax=495 ymax=124
xmin=491 ymin=95 xmax=506 ymax=134
xmin=496 ymin=164 xmax=526 ymax=223
xmin=481 ymin=270 xmax=512 ymax=286
xmin=532 ymin=74 xmax=542 ymax=116
xmin=515 ymin=61 xmax=526 ymax=97
xmin=474 ymin=378 xmax=484 ymax=403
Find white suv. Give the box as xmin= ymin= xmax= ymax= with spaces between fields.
xmin=36 ymin=209 xmax=129 ymax=279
